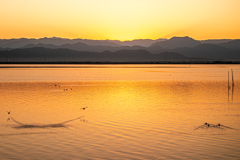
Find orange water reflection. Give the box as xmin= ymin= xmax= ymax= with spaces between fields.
xmin=0 ymin=65 xmax=240 ymax=159
xmin=0 ymin=64 xmax=240 ymax=82
xmin=1 ymin=80 xmax=239 ymax=130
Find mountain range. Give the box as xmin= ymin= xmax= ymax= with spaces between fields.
xmin=0 ymin=36 xmax=240 ymax=63
xmin=0 ymin=48 xmax=192 ymax=63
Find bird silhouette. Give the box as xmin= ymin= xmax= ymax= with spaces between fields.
xmin=6 ymin=111 xmax=11 ymax=114
xmin=80 ymin=107 xmax=88 ymax=110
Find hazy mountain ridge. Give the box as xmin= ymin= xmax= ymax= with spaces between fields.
xmin=0 ymin=37 xmax=166 ymax=48
xmin=218 ymin=40 xmax=240 ymax=50
xmin=0 ymin=37 xmax=120 ymax=48
xmin=0 ymin=47 xmax=191 ymax=62
xmin=200 ymin=39 xmax=232 ymax=44
xmin=150 ymin=36 xmax=201 ymax=49
xmin=1 ymin=36 xmax=239 ymax=51
xmin=171 ymin=44 xmax=240 ymax=60
xmin=111 ymin=39 xmax=167 ymax=47
xmin=1 ymin=36 xmax=240 ymax=62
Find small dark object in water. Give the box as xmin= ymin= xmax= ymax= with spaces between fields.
xmin=195 ymin=122 xmax=238 ymax=130
xmin=204 ymin=122 xmax=210 ymax=127
xmin=81 ymin=107 xmax=88 ymax=110
xmin=6 ymin=111 xmax=11 ymax=114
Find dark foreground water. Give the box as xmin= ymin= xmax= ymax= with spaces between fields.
xmin=0 ymin=64 xmax=240 ymax=159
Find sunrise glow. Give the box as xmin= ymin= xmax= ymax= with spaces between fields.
xmin=1 ymin=0 xmax=240 ymax=40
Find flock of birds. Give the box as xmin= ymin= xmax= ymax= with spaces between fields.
xmin=54 ymin=84 xmax=72 ymax=91
xmin=55 ymin=84 xmax=87 ymax=110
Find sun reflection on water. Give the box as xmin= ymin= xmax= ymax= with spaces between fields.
xmin=0 ymin=65 xmax=240 ymax=159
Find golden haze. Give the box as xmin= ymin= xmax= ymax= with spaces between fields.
xmin=0 ymin=0 xmax=240 ymax=40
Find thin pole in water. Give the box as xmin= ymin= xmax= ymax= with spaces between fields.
xmin=228 ymin=71 xmax=230 ymax=103
xmin=232 ymin=69 xmax=234 ymax=88
xmin=228 ymin=71 xmax=230 ymax=89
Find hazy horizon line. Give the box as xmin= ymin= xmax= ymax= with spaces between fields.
xmin=0 ymin=36 xmax=238 ymax=41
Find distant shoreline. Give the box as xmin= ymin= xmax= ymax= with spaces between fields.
xmin=0 ymin=61 xmax=240 ymax=67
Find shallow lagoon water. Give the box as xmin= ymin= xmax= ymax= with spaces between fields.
xmin=0 ymin=64 xmax=240 ymax=159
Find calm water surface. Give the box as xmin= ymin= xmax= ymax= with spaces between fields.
xmin=0 ymin=64 xmax=240 ymax=159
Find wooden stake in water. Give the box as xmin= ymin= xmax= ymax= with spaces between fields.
xmin=228 ymin=71 xmax=230 ymax=103
xmin=228 ymin=71 xmax=230 ymax=90
xmin=232 ymin=69 xmax=234 ymax=88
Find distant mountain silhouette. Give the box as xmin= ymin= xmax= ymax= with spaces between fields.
xmin=22 ymin=42 xmax=146 ymax=53
xmin=1 ymin=36 xmax=240 ymax=62
xmin=0 ymin=47 xmax=83 ymax=62
xmin=171 ymin=44 xmax=240 ymax=60
xmin=60 ymin=42 xmax=116 ymax=52
xmin=112 ymin=39 xmax=167 ymax=47
xmin=76 ymin=39 xmax=120 ymax=47
xmin=0 ymin=47 xmax=190 ymax=62
xmin=23 ymin=43 xmax=59 ymax=49
xmin=219 ymin=40 xmax=240 ymax=50
xmin=150 ymin=36 xmax=201 ymax=49
xmin=155 ymin=52 xmax=188 ymax=61
xmin=0 ymin=37 xmax=120 ymax=48
xmin=146 ymin=45 xmax=166 ymax=54
xmin=200 ymin=39 xmax=232 ymax=44
xmin=0 ymin=37 xmax=165 ymax=48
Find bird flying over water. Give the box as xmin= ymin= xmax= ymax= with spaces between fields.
xmin=6 ymin=111 xmax=11 ymax=114
xmin=80 ymin=107 xmax=88 ymax=110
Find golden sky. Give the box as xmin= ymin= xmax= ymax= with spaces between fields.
xmin=0 ymin=0 xmax=240 ymax=40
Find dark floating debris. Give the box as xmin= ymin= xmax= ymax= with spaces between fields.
xmin=80 ymin=119 xmax=88 ymax=123
xmin=11 ymin=116 xmax=84 ymax=129
xmin=195 ymin=123 xmax=238 ymax=130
